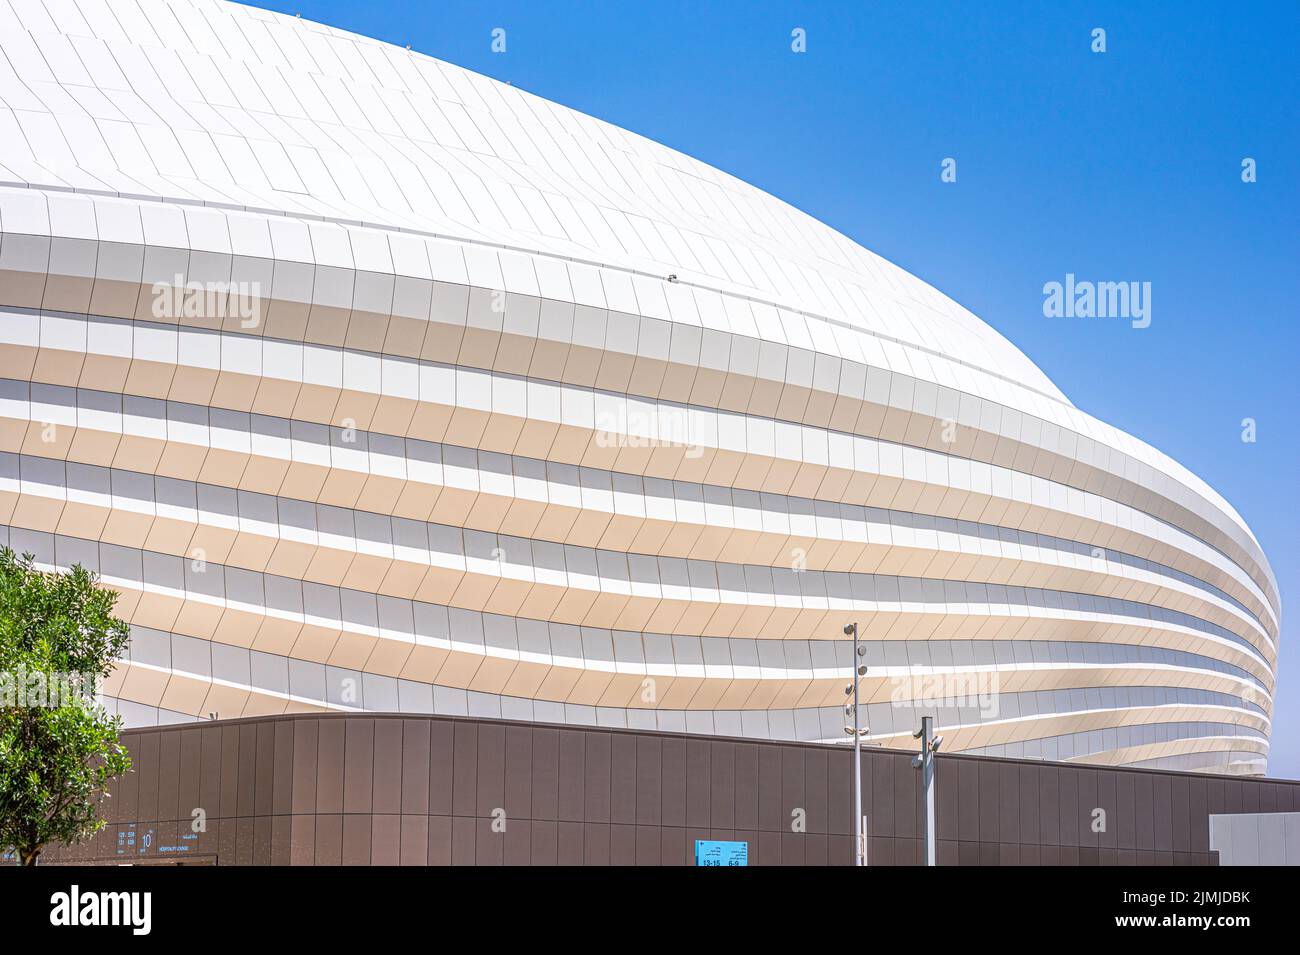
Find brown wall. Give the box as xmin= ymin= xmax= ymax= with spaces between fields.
xmin=41 ymin=713 xmax=1300 ymax=865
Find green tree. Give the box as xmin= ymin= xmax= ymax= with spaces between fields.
xmin=0 ymin=548 xmax=132 ymax=866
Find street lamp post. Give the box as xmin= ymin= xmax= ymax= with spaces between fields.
xmin=843 ymin=622 xmax=867 ymax=866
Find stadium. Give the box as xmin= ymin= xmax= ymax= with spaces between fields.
xmin=0 ymin=0 xmax=1278 ymax=797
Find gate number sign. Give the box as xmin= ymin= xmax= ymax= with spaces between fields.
xmin=695 ymin=840 xmax=748 ymax=866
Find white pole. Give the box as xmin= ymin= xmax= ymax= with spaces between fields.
xmin=850 ymin=622 xmax=863 ymax=866
xmin=920 ymin=715 xmax=936 ymax=866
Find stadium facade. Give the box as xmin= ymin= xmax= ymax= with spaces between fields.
xmin=0 ymin=0 xmax=1280 ymax=778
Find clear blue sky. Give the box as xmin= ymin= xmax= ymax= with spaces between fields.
xmin=249 ymin=0 xmax=1300 ymax=777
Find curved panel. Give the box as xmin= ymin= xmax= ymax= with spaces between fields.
xmin=0 ymin=0 xmax=1279 ymax=774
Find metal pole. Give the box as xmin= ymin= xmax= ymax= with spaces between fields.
xmin=919 ymin=715 xmax=936 ymax=866
xmin=850 ymin=622 xmax=862 ymax=866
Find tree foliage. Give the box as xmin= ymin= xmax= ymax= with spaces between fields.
xmin=0 ymin=548 xmax=132 ymax=866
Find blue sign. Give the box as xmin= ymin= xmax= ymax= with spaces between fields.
xmin=695 ymin=839 xmax=748 ymax=866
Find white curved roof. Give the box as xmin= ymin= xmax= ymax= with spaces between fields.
xmin=0 ymin=0 xmax=1066 ymax=403
xmin=0 ymin=0 xmax=1277 ymax=609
